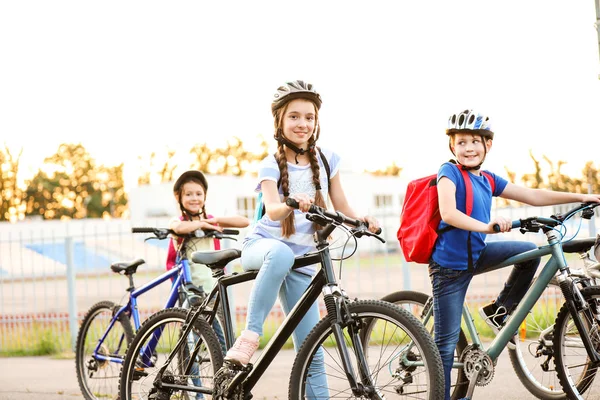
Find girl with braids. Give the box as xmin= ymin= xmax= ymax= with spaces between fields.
xmin=167 ymin=170 xmax=249 ymax=295
xmin=223 ymin=80 xmax=380 ymax=399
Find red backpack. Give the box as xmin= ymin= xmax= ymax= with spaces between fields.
xmin=396 ymin=163 xmax=495 ymax=264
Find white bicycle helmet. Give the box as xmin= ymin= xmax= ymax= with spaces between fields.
xmin=271 ymin=80 xmax=322 ymax=116
xmin=446 ymin=109 xmax=494 ymax=139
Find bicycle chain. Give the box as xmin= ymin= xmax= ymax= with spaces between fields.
xmin=213 ymin=363 xmax=245 ymax=400
xmin=460 ymin=344 xmax=494 ymax=387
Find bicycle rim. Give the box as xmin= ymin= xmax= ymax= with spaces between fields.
xmin=554 ymin=286 xmax=600 ymax=399
xmin=507 ymin=284 xmax=567 ymax=399
xmin=289 ymin=299 xmax=444 ymax=400
xmin=119 ymin=308 xmax=223 ymax=400
xmin=75 ymin=300 xmax=133 ymax=400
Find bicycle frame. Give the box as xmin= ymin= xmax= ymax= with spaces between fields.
xmin=415 ymin=232 xmax=600 ymax=370
xmin=156 ymin=222 xmax=375 ymax=396
xmin=92 ymin=258 xmax=195 ymax=364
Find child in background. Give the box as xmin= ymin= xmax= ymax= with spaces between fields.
xmin=167 ymin=169 xmax=249 ymax=296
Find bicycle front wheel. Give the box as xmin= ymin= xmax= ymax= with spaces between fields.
xmin=75 ymin=300 xmax=134 ymax=400
xmin=289 ymin=299 xmax=444 ymax=400
xmin=553 ymin=285 xmax=600 ymax=398
xmin=119 ymin=307 xmax=224 ymax=400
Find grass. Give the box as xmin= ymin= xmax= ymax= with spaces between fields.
xmin=0 ymin=322 xmax=71 ymax=356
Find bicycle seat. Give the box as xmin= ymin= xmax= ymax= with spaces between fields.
xmin=110 ymin=259 xmax=145 ymax=275
xmin=192 ymin=249 xmax=241 ymax=270
xmin=562 ymin=238 xmax=596 ymax=254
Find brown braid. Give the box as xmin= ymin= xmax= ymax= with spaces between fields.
xmin=276 ymin=141 xmax=295 ymax=237
xmin=307 ymin=137 xmax=328 ymax=230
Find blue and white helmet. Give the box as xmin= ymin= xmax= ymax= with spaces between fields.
xmin=446 ymin=109 xmax=494 ymax=139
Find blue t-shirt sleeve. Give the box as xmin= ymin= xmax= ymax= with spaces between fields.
xmin=256 ymin=155 xmax=279 ymax=192
xmin=437 ymin=162 xmax=461 ymax=186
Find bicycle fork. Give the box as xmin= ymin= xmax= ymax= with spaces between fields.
xmin=556 ymin=272 xmax=600 ymax=364
xmin=323 ymin=286 xmax=384 ymax=399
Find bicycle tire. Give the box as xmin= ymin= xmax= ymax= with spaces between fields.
xmin=380 ymin=291 xmax=468 ymax=400
xmin=75 ymin=300 xmax=134 ymax=400
xmin=119 ymin=307 xmax=224 ymax=400
xmin=288 ymin=299 xmax=444 ymax=400
xmin=553 ymin=285 xmax=600 ymax=398
xmin=507 ymin=282 xmax=568 ymax=399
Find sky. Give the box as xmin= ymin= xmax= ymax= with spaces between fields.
xmin=1 ymin=1 xmax=599 ymax=190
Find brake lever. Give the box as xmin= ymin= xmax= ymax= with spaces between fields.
xmin=219 ymin=236 xmax=238 ymax=241
xmin=352 ymin=226 xmax=386 ymax=243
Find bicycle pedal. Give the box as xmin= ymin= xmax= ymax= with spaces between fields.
xmin=133 ymin=367 xmax=148 ymax=380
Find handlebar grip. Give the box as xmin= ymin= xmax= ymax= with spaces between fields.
xmin=493 ymin=221 xmax=522 ymax=233
xmin=222 ymin=229 xmax=240 ymax=235
xmin=132 ymin=227 xmax=156 ymax=233
xmin=286 ymin=198 xmax=299 ymax=209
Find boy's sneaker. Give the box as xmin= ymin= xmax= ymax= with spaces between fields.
xmin=224 ymin=330 xmax=259 ymax=366
xmin=479 ymin=302 xmax=517 ymax=350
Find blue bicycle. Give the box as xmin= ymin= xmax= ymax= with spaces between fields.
xmin=74 ymin=227 xmax=238 ymax=400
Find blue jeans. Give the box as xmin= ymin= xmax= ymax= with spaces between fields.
xmin=241 ymin=238 xmax=328 ymax=399
xmin=429 ymin=241 xmax=540 ymax=400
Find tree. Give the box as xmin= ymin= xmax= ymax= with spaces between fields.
xmin=366 ymin=162 xmax=402 ymax=177
xmin=137 ymin=150 xmax=178 ymax=185
xmin=190 ymin=136 xmax=269 ymax=176
xmin=520 ymin=150 xmax=544 ymax=189
xmin=23 ymin=143 xmax=128 ymax=219
xmin=0 ymin=145 xmax=23 ymax=222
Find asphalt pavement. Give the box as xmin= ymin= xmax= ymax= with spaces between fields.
xmin=0 ymin=347 xmax=572 ymax=400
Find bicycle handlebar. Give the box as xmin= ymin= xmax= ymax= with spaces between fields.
xmin=285 ymin=198 xmax=383 ymax=236
xmin=492 ymin=202 xmax=600 ymax=234
xmin=131 ymin=227 xmax=239 ymax=240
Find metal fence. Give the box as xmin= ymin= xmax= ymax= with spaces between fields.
xmin=1 ymin=204 xmax=597 ymax=353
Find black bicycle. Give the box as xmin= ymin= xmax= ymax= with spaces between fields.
xmin=119 ymin=199 xmax=444 ymax=399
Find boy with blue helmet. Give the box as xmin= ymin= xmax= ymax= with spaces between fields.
xmin=432 ymin=109 xmax=600 ymax=400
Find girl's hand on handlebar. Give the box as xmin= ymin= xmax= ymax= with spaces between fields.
xmin=362 ymin=215 xmax=380 ymax=234
xmin=199 ymin=219 xmax=223 ymax=232
xmin=488 ymin=216 xmax=511 ymax=234
xmin=287 ymin=193 xmax=314 ymax=213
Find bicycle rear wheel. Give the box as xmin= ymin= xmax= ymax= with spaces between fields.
xmin=507 ymin=282 xmax=567 ymax=399
xmin=119 ymin=307 xmax=223 ymax=400
xmin=75 ymin=300 xmax=134 ymax=400
xmin=553 ymin=286 xmax=600 ymax=398
xmin=381 ymin=290 xmax=468 ymax=400
xmin=288 ymin=299 xmax=444 ymax=400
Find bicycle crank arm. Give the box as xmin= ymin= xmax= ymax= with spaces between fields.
xmin=465 ymin=367 xmax=481 ymax=400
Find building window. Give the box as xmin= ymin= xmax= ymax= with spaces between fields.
xmin=237 ymin=196 xmax=257 ymax=218
xmin=374 ymin=194 xmax=393 ymax=209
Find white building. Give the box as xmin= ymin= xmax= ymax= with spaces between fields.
xmin=127 ymin=171 xmax=409 ymax=250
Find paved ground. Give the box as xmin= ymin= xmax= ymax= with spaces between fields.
xmin=0 ymin=347 xmax=585 ymax=400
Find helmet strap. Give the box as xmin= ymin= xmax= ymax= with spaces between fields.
xmin=275 ymin=131 xmax=315 ymax=164
xmin=180 ymin=203 xmax=201 ymax=219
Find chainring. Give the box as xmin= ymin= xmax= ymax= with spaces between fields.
xmin=213 ymin=363 xmax=245 ymax=400
xmin=460 ymin=344 xmax=494 ymax=387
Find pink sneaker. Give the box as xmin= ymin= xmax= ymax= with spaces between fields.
xmin=224 ymin=330 xmax=259 ymax=366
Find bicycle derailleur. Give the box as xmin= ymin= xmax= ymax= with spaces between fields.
xmin=213 ymin=360 xmax=252 ymax=400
